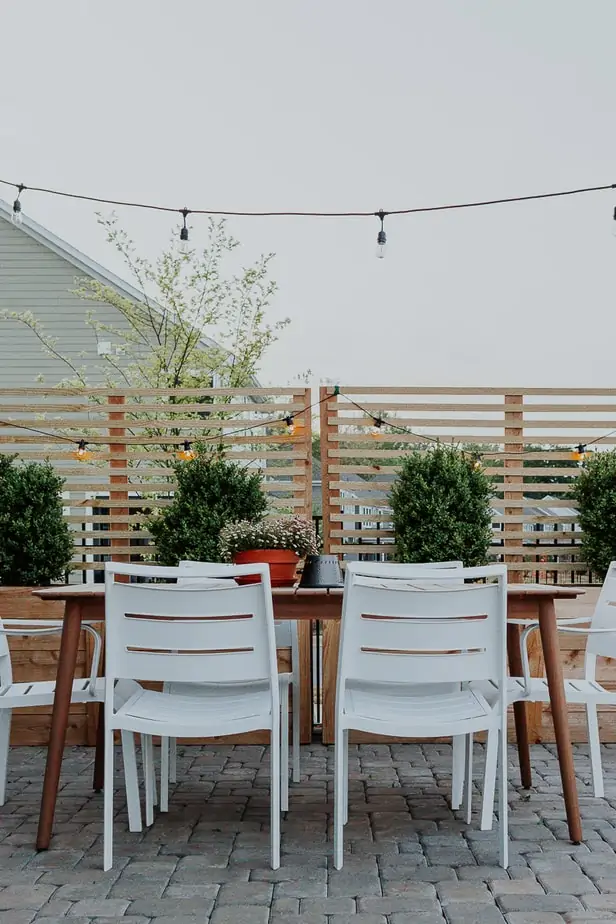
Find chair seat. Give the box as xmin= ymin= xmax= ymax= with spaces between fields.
xmin=342 ymin=682 xmax=496 ymax=732
xmin=475 ymin=677 xmax=616 ymax=706
xmin=114 ymin=683 xmax=273 ymax=736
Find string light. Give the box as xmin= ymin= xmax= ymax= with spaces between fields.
xmin=72 ymin=440 xmax=91 ymax=462
xmin=177 ymin=439 xmax=196 ymax=461
xmin=472 ymin=454 xmax=483 ymax=471
xmin=375 ymin=210 xmax=387 ymax=259
xmin=571 ymin=443 xmax=591 ymax=465
xmin=2 ymin=178 xmax=616 ymax=256
xmin=284 ymin=415 xmax=295 ymax=436
xmin=11 ymin=184 xmax=24 ymax=226
xmin=371 ymin=416 xmax=384 ymax=438
xmin=179 ymin=208 xmax=190 ymax=253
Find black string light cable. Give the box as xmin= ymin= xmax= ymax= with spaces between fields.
xmin=0 ymin=391 xmax=331 ymax=461
xmin=2 ymin=177 xmax=615 ymax=256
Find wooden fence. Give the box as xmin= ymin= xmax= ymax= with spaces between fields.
xmin=0 ymin=386 xmax=313 ymax=746
xmin=319 ymin=385 xmax=616 ymax=581
xmin=0 ymin=386 xmax=313 ymax=571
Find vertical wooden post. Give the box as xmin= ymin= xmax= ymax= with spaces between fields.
xmin=503 ymin=393 xmax=524 ymax=582
xmin=319 ymin=386 xmax=340 ymax=743
xmin=108 ymin=394 xmax=129 ymax=564
xmin=293 ymin=389 xmax=313 ymax=744
xmin=319 ymin=386 xmax=339 ymax=555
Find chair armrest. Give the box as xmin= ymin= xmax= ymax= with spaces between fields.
xmin=0 ymin=621 xmax=103 ymax=696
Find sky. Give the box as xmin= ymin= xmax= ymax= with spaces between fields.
xmin=1 ymin=1 xmax=615 ymax=389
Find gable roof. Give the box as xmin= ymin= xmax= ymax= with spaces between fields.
xmin=0 ymin=198 xmax=218 ymax=351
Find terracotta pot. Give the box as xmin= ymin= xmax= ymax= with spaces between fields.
xmin=232 ymin=549 xmax=300 ymax=587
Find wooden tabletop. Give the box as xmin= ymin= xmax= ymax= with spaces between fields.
xmin=33 ymin=583 xmax=583 ymax=601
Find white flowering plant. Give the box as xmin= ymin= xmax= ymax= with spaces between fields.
xmin=219 ymin=515 xmax=319 ymax=561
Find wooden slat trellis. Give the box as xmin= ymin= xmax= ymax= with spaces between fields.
xmin=0 ymin=386 xmax=314 ymax=570
xmin=319 ymin=385 xmax=616 ymax=581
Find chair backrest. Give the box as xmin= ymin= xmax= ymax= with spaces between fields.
xmin=177 ymin=560 xmax=298 ymax=660
xmin=337 ymin=562 xmax=507 ymax=692
xmin=342 ymin=561 xmax=464 ymax=585
xmin=104 ymin=562 xmax=279 ymax=705
xmin=585 ymin=561 xmax=616 ymax=675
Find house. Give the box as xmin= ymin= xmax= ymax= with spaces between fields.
xmin=0 ymin=198 xmax=220 ymax=386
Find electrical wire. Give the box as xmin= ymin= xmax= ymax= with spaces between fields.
xmin=1 ymin=177 xmax=614 ymax=219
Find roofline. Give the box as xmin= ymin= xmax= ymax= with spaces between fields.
xmin=0 ymin=197 xmax=218 ymax=351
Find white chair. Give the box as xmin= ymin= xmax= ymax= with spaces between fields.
xmin=334 ymin=562 xmax=509 ymax=869
xmin=103 ymin=561 xmax=281 ymax=871
xmin=508 ymin=561 xmax=616 ymax=798
xmin=336 ymin=561 xmax=469 ymax=810
xmin=0 ymin=617 xmax=103 ymax=806
xmin=159 ymin=561 xmax=301 ymax=811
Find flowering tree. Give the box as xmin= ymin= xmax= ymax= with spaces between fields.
xmin=1 ymin=215 xmax=288 ymax=390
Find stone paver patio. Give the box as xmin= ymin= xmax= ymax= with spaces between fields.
xmin=2 ymin=741 xmax=616 ymax=923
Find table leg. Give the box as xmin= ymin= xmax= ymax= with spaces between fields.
xmin=36 ymin=601 xmax=82 ymax=851
xmin=507 ymin=623 xmax=533 ymax=789
xmin=538 ymin=597 xmax=582 ymax=844
xmin=93 ymin=703 xmax=105 ymax=792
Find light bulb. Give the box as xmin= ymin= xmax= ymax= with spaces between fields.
xmin=72 ymin=440 xmax=91 ymax=462
xmin=284 ymin=415 xmax=295 ymax=436
xmin=375 ymin=209 xmax=388 ymax=259
xmin=12 ymin=184 xmax=25 ymax=225
xmin=177 ymin=439 xmax=196 ymax=461
xmin=179 ymin=207 xmax=190 ymax=254
xmin=11 ymin=199 xmax=23 ymax=226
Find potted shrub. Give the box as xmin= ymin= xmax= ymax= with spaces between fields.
xmin=0 ymin=455 xmax=73 ymax=617
xmin=219 ymin=515 xmax=319 ymax=586
xmin=147 ymin=450 xmax=268 ymax=564
xmin=570 ymin=449 xmax=616 ymax=578
xmin=389 ymin=445 xmax=493 ymax=565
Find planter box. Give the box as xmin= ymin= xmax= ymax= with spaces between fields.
xmin=0 ymin=587 xmax=99 ymax=746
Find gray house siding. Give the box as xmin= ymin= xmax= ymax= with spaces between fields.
xmin=0 ymin=218 xmax=143 ymax=387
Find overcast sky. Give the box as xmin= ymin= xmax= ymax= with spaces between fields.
xmin=1 ymin=1 xmax=615 ymax=389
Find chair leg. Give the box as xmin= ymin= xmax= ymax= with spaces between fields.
xmin=142 ymin=735 xmax=155 ymax=827
xmin=586 ymin=703 xmax=604 ymax=798
xmin=0 ymin=711 xmax=12 ymax=806
xmin=292 ymin=680 xmax=301 ymax=783
xmin=169 ymin=737 xmax=177 ymax=784
xmin=498 ymin=727 xmax=509 ymax=869
xmin=270 ymin=722 xmax=281 ymax=870
xmin=464 ymin=734 xmax=473 ymax=824
xmin=343 ymin=728 xmax=349 ymax=826
xmin=121 ymin=731 xmax=142 ymax=833
xmin=480 ymin=727 xmax=498 ymax=831
xmin=103 ymin=729 xmax=115 ymax=872
xmin=93 ymin=703 xmax=105 ymax=792
xmin=160 ymin=737 xmax=169 ymax=813
xmin=451 ymin=735 xmax=466 ymax=810
xmin=280 ymin=683 xmax=290 ymax=812
xmin=334 ymin=724 xmax=346 ymax=869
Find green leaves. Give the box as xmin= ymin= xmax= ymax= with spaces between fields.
xmin=570 ymin=450 xmax=616 ymax=578
xmin=146 ymin=451 xmax=268 ymax=565
xmin=389 ymin=445 xmax=494 ymax=566
xmin=0 ymin=458 xmax=73 ymax=586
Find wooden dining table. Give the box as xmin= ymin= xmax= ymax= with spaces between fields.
xmin=32 ymin=581 xmax=583 ymax=850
